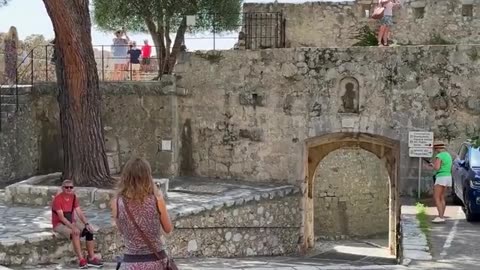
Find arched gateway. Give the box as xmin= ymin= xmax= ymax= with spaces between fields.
xmin=302 ymin=132 xmax=400 ymax=257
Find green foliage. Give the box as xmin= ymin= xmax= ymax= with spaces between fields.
xmin=470 ymin=136 xmax=480 ymax=148
xmin=195 ymin=50 xmax=224 ymax=63
xmin=415 ymin=202 xmax=430 ymax=235
xmin=352 ymin=25 xmax=378 ymax=47
xmin=92 ymin=0 xmax=242 ymax=34
xmin=427 ymin=33 xmax=452 ymax=45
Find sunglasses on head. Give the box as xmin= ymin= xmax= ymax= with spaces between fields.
xmin=63 ymin=186 xmax=74 ymax=189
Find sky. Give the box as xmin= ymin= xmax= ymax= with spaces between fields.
xmin=0 ymin=0 xmax=334 ymax=51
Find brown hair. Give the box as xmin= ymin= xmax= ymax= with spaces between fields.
xmin=117 ymin=157 xmax=154 ymax=201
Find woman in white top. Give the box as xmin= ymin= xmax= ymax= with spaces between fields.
xmin=377 ymin=0 xmax=400 ymax=46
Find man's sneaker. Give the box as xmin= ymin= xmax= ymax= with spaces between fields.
xmin=87 ymin=256 xmax=104 ymax=268
xmin=79 ymin=258 xmax=88 ymax=269
xmin=432 ymin=217 xmax=446 ymax=223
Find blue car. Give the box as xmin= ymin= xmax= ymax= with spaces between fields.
xmin=452 ymin=142 xmax=480 ymax=221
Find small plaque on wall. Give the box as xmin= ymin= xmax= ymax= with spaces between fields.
xmin=161 ymin=140 xmax=172 ymax=151
xmin=341 ymin=118 xmax=356 ymax=128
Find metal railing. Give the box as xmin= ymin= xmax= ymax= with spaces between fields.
xmin=0 ymin=11 xmax=287 ymax=131
xmin=0 ymin=49 xmax=35 ymax=131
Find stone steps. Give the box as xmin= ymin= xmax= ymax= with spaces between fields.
xmin=0 ymin=103 xmax=16 ymax=112
xmin=0 ymin=85 xmax=32 ymax=130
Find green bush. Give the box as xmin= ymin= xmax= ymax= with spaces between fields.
xmin=352 ymin=25 xmax=378 ymax=47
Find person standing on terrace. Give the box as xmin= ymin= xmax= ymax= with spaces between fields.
xmin=141 ymin=39 xmax=152 ymax=72
xmin=377 ymin=0 xmax=401 ymax=46
xmin=111 ymin=28 xmax=130 ymax=80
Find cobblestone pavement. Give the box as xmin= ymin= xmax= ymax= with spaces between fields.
xmin=7 ymin=239 xmax=406 ymax=270
xmin=409 ymin=202 xmax=480 ymax=270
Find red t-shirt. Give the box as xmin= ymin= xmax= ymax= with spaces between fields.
xmin=52 ymin=193 xmax=79 ymax=228
xmin=141 ymin=45 xmax=151 ymax=58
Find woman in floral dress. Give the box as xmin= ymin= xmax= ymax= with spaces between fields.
xmin=111 ymin=158 xmax=173 ymax=270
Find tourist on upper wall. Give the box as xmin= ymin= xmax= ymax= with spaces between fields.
xmin=424 ymin=141 xmax=453 ymax=223
xmin=377 ymin=0 xmax=401 ymax=46
xmin=127 ymin=41 xmax=142 ymax=81
xmin=111 ymin=28 xmax=130 ymax=81
xmin=111 ymin=157 xmax=176 ymax=270
xmin=141 ymin=39 xmax=152 ymax=72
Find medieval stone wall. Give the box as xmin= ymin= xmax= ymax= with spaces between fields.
xmin=243 ymin=0 xmax=480 ymax=48
xmin=0 ymin=79 xmax=182 ymax=185
xmin=175 ymin=46 xmax=480 ymax=195
xmin=0 ymin=90 xmax=39 ymax=187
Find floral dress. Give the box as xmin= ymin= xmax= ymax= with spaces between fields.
xmin=117 ymin=195 xmax=166 ymax=270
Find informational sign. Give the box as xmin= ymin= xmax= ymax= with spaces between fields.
xmin=408 ymin=131 xmax=434 ymax=199
xmin=161 ymin=140 xmax=172 ymax=151
xmin=408 ymin=131 xmax=434 ymax=148
xmin=409 ymin=147 xmax=433 ymax=158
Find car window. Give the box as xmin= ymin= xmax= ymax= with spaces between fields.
xmin=459 ymin=145 xmax=468 ymax=160
xmin=471 ymin=148 xmax=480 ymax=167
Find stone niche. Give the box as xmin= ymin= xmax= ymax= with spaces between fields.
xmin=338 ymin=77 xmax=360 ymax=114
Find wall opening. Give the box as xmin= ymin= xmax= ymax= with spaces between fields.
xmin=314 ymin=148 xmax=389 ymax=242
xmin=413 ymin=7 xmax=425 ymax=19
xmin=462 ymin=5 xmax=473 ymax=17
xmin=302 ymin=132 xmax=400 ymax=257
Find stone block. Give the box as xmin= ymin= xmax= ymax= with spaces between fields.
xmin=239 ymin=93 xmax=266 ymax=107
xmin=410 ymin=1 xmax=426 ymax=8
xmin=239 ymin=129 xmax=264 ymax=142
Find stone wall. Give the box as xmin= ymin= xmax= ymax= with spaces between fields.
xmin=0 ymin=87 xmax=39 ymax=187
xmin=243 ymin=0 xmax=480 ymax=47
xmin=314 ymin=149 xmax=389 ymax=239
xmin=0 ymin=79 xmax=183 ymax=186
xmin=175 ymin=46 xmax=480 ymax=195
xmin=169 ymin=195 xmax=301 ymax=257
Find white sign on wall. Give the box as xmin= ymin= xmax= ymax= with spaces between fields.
xmin=409 ymin=147 xmax=433 ymax=158
xmin=408 ymin=131 xmax=434 ymax=148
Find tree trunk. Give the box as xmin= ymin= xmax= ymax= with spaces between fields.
xmin=43 ymin=0 xmax=113 ymax=187
xmin=166 ymin=18 xmax=187 ymax=74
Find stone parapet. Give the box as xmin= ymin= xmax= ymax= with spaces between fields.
xmin=3 ymin=173 xmax=169 ymax=208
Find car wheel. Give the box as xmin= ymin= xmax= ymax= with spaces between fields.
xmin=464 ymin=195 xmax=479 ymax=222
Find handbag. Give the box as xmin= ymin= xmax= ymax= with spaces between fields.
xmin=371 ymin=0 xmax=388 ymax=19
xmin=371 ymin=6 xmax=384 ymax=19
xmin=123 ymin=198 xmax=179 ymax=270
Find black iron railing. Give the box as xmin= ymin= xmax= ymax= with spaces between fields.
xmin=0 ymin=49 xmax=35 ymax=131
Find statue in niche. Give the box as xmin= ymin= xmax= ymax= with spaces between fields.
xmin=339 ymin=78 xmax=359 ymax=113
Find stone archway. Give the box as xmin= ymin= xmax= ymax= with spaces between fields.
xmin=302 ymin=132 xmax=400 ymax=257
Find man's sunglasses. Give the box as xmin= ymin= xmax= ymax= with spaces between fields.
xmin=63 ymin=186 xmax=74 ymax=189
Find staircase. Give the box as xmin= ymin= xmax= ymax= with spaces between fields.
xmin=0 ymin=85 xmax=31 ymax=130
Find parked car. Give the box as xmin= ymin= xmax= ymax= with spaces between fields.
xmin=452 ymin=142 xmax=480 ymax=221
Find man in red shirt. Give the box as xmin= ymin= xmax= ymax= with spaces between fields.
xmin=141 ymin=39 xmax=152 ymax=72
xmin=52 ymin=180 xmax=103 ymax=268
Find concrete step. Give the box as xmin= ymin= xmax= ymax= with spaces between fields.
xmin=0 ymin=95 xmax=27 ymax=104
xmin=0 ymin=104 xmax=16 ymax=112
xmin=0 ymin=85 xmax=32 ymax=95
